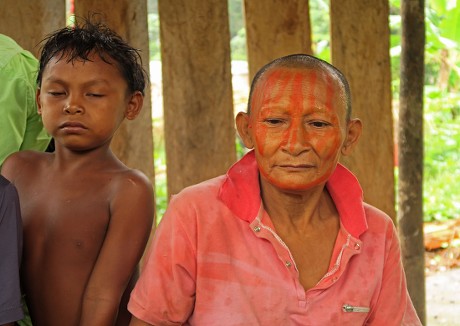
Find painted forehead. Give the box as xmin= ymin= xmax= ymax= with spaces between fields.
xmin=251 ymin=66 xmax=346 ymax=111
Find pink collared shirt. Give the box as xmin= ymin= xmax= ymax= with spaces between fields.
xmin=129 ymin=151 xmax=421 ymax=325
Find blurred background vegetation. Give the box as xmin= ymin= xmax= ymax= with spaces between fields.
xmin=147 ymin=0 xmax=459 ymax=223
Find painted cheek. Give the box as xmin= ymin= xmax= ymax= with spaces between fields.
xmin=252 ymin=71 xmax=291 ymax=155
xmin=255 ymin=124 xmax=268 ymax=155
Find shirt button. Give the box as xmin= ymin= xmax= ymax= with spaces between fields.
xmin=253 ymin=226 xmax=261 ymax=232
xmin=285 ymin=261 xmax=292 ymax=268
xmin=354 ymin=243 xmax=361 ymax=250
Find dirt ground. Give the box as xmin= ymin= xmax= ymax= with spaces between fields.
xmin=426 ymin=267 xmax=460 ymax=325
xmin=425 ymin=226 xmax=460 ymax=326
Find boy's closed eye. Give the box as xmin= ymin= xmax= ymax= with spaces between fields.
xmin=48 ymin=91 xmax=66 ymax=96
xmin=86 ymin=93 xmax=105 ymax=98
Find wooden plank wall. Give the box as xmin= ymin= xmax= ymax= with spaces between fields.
xmin=1 ymin=0 xmax=396 ymax=221
xmin=244 ymin=0 xmax=312 ymax=80
xmin=159 ymin=0 xmax=236 ymax=197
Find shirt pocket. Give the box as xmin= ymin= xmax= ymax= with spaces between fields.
xmin=337 ymin=303 xmax=371 ymax=326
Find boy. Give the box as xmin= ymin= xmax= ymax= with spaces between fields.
xmin=1 ymin=18 xmax=154 ymax=326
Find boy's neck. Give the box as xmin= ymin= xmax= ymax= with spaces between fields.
xmin=51 ymin=145 xmax=123 ymax=171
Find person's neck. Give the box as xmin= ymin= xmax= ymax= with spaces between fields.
xmin=260 ymin=179 xmax=336 ymax=234
xmin=51 ymin=143 xmax=120 ymax=172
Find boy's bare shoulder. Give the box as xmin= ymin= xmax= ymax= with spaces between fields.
xmin=1 ymin=150 xmax=50 ymax=180
xmin=107 ymin=166 xmax=153 ymax=199
xmin=3 ymin=149 xmax=49 ymax=165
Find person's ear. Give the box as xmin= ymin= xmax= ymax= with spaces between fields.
xmin=36 ymin=89 xmax=43 ymax=115
xmin=125 ymin=91 xmax=144 ymax=120
xmin=236 ymin=112 xmax=254 ymax=149
xmin=341 ymin=118 xmax=362 ymax=156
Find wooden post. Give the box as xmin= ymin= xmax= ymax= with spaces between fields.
xmin=74 ymin=1 xmax=155 ymax=185
xmin=330 ymin=0 xmax=396 ymax=220
xmin=159 ymin=0 xmax=236 ymax=197
xmin=398 ymin=0 xmax=426 ymax=322
xmin=244 ymin=0 xmax=312 ymax=81
xmin=0 ymin=0 xmax=66 ymax=57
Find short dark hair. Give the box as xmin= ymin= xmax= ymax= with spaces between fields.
xmin=37 ymin=14 xmax=148 ymax=96
xmin=247 ymin=54 xmax=352 ymax=121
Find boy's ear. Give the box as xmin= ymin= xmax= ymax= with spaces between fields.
xmin=36 ymin=89 xmax=43 ymax=115
xmin=236 ymin=112 xmax=254 ymax=149
xmin=125 ymin=91 xmax=144 ymax=120
xmin=341 ymin=118 xmax=362 ymax=156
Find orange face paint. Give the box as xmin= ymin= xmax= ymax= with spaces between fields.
xmin=247 ymin=66 xmax=348 ymax=192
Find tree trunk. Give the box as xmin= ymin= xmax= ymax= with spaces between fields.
xmin=398 ymin=0 xmax=426 ymax=323
xmin=0 ymin=0 xmax=66 ymax=57
xmin=159 ymin=0 xmax=236 ymax=197
xmin=330 ymin=0 xmax=396 ymax=220
xmin=244 ymin=0 xmax=312 ymax=81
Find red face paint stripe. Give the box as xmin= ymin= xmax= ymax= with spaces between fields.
xmin=285 ymin=72 xmax=305 ymax=152
xmin=325 ymin=73 xmax=335 ymax=114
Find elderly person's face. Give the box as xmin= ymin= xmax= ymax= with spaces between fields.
xmin=237 ymin=66 xmax=359 ymax=192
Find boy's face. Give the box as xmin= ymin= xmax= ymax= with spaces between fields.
xmin=37 ymin=52 xmax=142 ymax=151
xmin=238 ymin=66 xmax=358 ymax=193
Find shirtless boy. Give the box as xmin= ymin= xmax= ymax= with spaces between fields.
xmin=1 ymin=18 xmax=154 ymax=326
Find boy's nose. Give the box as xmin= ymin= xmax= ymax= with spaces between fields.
xmin=63 ymin=104 xmax=84 ymax=115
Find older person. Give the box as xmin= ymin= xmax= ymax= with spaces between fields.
xmin=128 ymin=54 xmax=421 ymax=325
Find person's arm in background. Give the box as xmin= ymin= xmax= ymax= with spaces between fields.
xmin=0 ymin=34 xmax=50 ymax=166
xmin=0 ymin=176 xmax=24 ymax=326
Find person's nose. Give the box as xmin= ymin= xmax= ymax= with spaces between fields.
xmin=63 ymin=97 xmax=84 ymax=115
xmin=282 ymin=120 xmax=310 ymax=155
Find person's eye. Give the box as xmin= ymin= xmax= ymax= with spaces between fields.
xmin=309 ymin=121 xmax=330 ymax=128
xmin=48 ymin=91 xmax=65 ymax=96
xmin=265 ymin=118 xmax=285 ymax=126
xmin=87 ymin=93 xmax=104 ymax=98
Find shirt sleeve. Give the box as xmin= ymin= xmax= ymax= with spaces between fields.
xmin=0 ymin=51 xmax=50 ymax=166
xmin=0 ymin=178 xmax=24 ymax=324
xmin=366 ymin=223 xmax=422 ymax=325
xmin=128 ymin=195 xmax=197 ymax=325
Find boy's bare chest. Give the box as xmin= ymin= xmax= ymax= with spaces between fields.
xmin=18 ymin=175 xmax=114 ymax=244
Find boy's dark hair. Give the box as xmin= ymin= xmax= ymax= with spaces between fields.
xmin=247 ymin=54 xmax=352 ymax=121
xmin=37 ymin=15 xmax=148 ymax=95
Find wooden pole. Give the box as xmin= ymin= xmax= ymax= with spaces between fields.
xmin=0 ymin=0 xmax=66 ymax=57
xmin=244 ymin=0 xmax=312 ymax=81
xmin=398 ymin=0 xmax=426 ymax=322
xmin=159 ymin=0 xmax=236 ymax=197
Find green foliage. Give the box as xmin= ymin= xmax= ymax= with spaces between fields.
xmin=147 ymin=12 xmax=161 ymax=60
xmin=389 ymin=0 xmax=460 ymax=221
xmin=230 ymin=28 xmax=247 ymax=61
xmin=310 ymin=0 xmax=330 ymax=61
xmin=423 ymin=87 xmax=460 ymax=221
xmin=228 ymin=0 xmax=244 ymax=39
xmin=152 ymin=117 xmax=167 ymax=224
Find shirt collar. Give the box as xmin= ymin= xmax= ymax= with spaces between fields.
xmin=218 ymin=150 xmax=368 ymax=238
